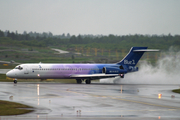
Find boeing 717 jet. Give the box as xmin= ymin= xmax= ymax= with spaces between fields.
xmin=6 ymin=47 xmax=158 ymax=84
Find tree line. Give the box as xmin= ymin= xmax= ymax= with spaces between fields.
xmin=0 ymin=30 xmax=180 ymax=50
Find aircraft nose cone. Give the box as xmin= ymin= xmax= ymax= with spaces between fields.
xmin=6 ymin=71 xmax=10 ymax=77
xmin=6 ymin=70 xmax=15 ymax=78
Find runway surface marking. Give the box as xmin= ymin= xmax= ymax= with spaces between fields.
xmin=111 ymin=97 xmax=180 ymax=109
xmin=22 ymin=84 xmax=180 ymax=110
xmin=66 ymin=90 xmax=180 ymax=110
xmin=84 ymin=109 xmax=177 ymax=112
xmin=20 ymin=96 xmax=63 ymax=99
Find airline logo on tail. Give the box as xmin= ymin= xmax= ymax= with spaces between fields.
xmin=124 ymin=59 xmax=135 ymax=65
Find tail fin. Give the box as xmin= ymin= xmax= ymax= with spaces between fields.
xmin=117 ymin=47 xmax=158 ymax=66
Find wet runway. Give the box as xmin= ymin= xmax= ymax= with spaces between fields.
xmin=0 ymin=82 xmax=180 ymax=120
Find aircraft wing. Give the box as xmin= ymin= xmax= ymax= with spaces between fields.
xmin=70 ymin=73 xmax=119 ymax=79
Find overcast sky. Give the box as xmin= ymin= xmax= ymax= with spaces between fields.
xmin=0 ymin=0 xmax=180 ymax=35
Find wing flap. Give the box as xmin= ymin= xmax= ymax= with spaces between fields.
xmin=70 ymin=73 xmax=119 ymax=78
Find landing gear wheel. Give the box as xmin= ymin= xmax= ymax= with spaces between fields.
xmin=86 ymin=79 xmax=91 ymax=84
xmin=14 ymin=79 xmax=17 ymax=84
xmin=76 ymin=79 xmax=82 ymax=84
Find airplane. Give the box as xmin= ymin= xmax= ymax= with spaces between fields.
xmin=6 ymin=47 xmax=158 ymax=84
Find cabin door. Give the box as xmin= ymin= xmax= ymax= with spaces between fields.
xmin=24 ymin=66 xmax=29 ymax=74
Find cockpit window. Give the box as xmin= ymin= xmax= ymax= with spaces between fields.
xmin=15 ymin=66 xmax=23 ymax=70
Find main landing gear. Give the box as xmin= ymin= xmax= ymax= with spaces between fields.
xmin=76 ymin=79 xmax=82 ymax=84
xmin=76 ymin=79 xmax=91 ymax=84
xmin=85 ymin=79 xmax=91 ymax=84
xmin=14 ymin=78 xmax=17 ymax=84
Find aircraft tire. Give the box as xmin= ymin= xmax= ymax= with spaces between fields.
xmin=86 ymin=79 xmax=91 ymax=84
xmin=14 ymin=80 xmax=17 ymax=84
xmin=76 ymin=79 xmax=82 ymax=84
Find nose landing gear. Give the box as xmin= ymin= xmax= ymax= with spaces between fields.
xmin=14 ymin=78 xmax=17 ymax=84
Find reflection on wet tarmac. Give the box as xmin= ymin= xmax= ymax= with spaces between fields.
xmin=37 ymin=84 xmax=39 ymax=105
xmin=38 ymin=97 xmax=39 ymax=106
xmin=120 ymin=85 xmax=122 ymax=94
xmin=0 ymin=83 xmax=180 ymax=119
xmin=37 ymin=84 xmax=39 ymax=96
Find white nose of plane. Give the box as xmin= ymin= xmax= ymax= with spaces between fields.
xmin=6 ymin=70 xmax=15 ymax=78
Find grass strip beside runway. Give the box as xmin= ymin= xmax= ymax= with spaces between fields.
xmin=0 ymin=100 xmax=33 ymax=115
xmin=172 ymin=89 xmax=180 ymax=94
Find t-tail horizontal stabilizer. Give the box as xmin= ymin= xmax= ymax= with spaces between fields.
xmin=133 ymin=49 xmax=159 ymax=52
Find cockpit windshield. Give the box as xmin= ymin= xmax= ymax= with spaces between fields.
xmin=14 ymin=66 xmax=23 ymax=70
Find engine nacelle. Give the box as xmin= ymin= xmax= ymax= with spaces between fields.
xmin=102 ymin=67 xmax=127 ymax=74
